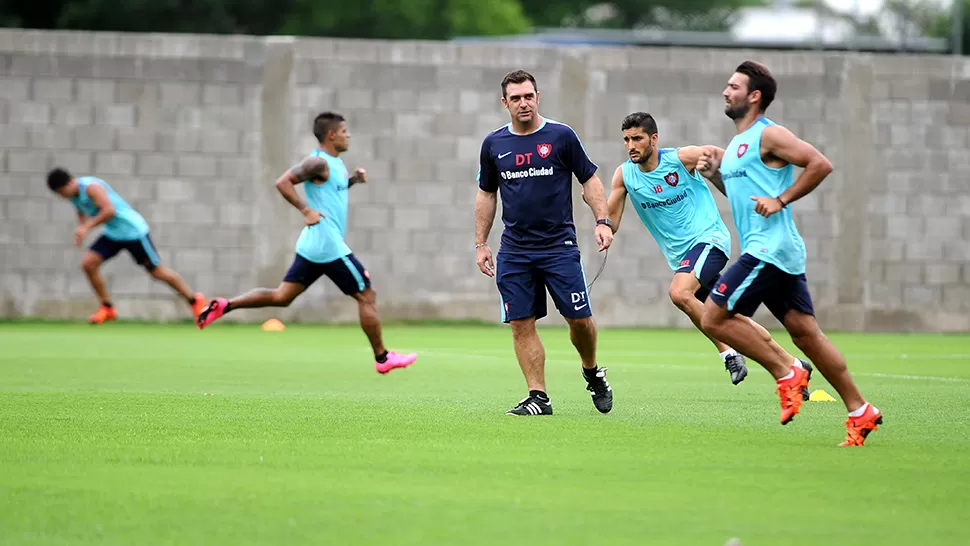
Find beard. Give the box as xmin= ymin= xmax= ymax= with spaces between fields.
xmin=725 ymin=102 xmax=749 ymax=120
xmin=630 ymin=146 xmax=652 ymax=164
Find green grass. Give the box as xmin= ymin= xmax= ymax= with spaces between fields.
xmin=1 ymin=322 xmax=969 ymax=545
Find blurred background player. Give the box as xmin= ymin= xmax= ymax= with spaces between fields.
xmin=46 ymin=168 xmax=206 ymax=324
xmin=604 ymin=111 xmax=789 ymax=389
xmin=699 ymin=61 xmax=882 ymax=446
xmin=475 ymin=70 xmax=615 ymax=416
xmin=196 ymin=112 xmax=417 ymax=375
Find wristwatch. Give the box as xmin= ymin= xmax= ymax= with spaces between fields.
xmin=596 ymin=218 xmax=613 ymax=228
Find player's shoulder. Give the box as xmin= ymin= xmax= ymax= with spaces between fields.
xmin=542 ymin=118 xmax=582 ymax=140
xmin=482 ymin=123 xmax=512 ymax=141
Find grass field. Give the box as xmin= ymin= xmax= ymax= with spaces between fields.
xmin=1 ymin=320 xmax=969 ymax=545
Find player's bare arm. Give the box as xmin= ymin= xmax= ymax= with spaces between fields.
xmin=580 ymin=173 xmax=614 ymax=252
xmin=74 ymin=184 xmax=115 ymax=246
xmin=696 ymin=146 xmax=725 ymax=192
xmin=276 ymin=156 xmax=329 ymax=225
xmin=752 ymin=125 xmax=833 ymax=217
xmin=605 ymin=165 xmax=627 ymax=234
xmin=474 ymin=189 xmax=497 ymax=277
xmin=682 ymin=145 xmax=727 ymax=196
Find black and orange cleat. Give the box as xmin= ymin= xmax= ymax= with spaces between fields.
xmin=776 ymin=363 xmax=810 ymax=425
xmin=839 ymin=404 xmax=883 ymax=447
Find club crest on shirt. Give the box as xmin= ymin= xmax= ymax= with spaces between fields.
xmin=537 ymin=143 xmax=552 ymax=158
xmin=664 ymin=172 xmax=679 ymax=187
xmin=737 ymin=143 xmax=748 ymax=157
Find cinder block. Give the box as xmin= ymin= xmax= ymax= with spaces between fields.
xmin=218 ymin=157 xmax=252 ymax=179
xmin=884 ymin=262 xmax=922 ymax=283
xmin=924 ymin=264 xmax=960 ymax=285
xmin=94 ymin=104 xmax=135 ymax=127
xmin=75 ymin=79 xmax=116 ymax=103
xmin=218 ymin=203 xmax=253 ymax=226
xmin=31 ymin=77 xmax=74 ymax=102
xmin=158 ymin=81 xmax=203 ymax=106
xmin=156 ymin=178 xmax=196 ymax=202
xmin=94 ymin=152 xmax=136 ymax=175
xmin=117 ymin=81 xmax=159 ymax=104
xmin=391 ymin=158 xmax=436 ymax=182
xmin=0 ymin=77 xmax=30 ymax=100
xmin=116 ymin=128 xmax=157 ymax=152
xmin=51 ymin=104 xmax=92 ymax=126
xmin=200 ymin=129 xmax=239 ymax=154
xmin=73 ymin=125 xmax=115 ymax=151
xmin=903 ymin=284 xmax=940 ymax=307
xmin=391 ymin=207 xmax=431 ymax=230
xmin=28 ymin=126 xmax=73 ymax=149
xmin=177 ymin=155 xmax=218 ymax=177
xmin=215 ymin=249 xmax=252 ymax=272
xmin=174 ymin=249 xmax=215 ymax=272
xmin=203 ymin=83 xmax=242 ymax=105
xmin=1 ymin=125 xmax=29 ymax=148
xmin=944 ymin=240 xmax=970 ymax=262
xmin=4 ymin=197 xmax=50 ymax=223
xmin=9 ymin=102 xmax=51 ymax=125
xmin=158 ymin=129 xmax=202 ymax=153
xmin=7 ymin=149 xmax=50 ymax=173
xmin=335 ymin=88 xmax=375 ymax=110
xmin=904 ymin=240 xmax=944 ymax=261
xmin=49 ymin=151 xmax=92 ymax=173
xmin=394 ymin=113 xmax=434 ymax=137
xmin=925 ymin=217 xmax=961 ymax=239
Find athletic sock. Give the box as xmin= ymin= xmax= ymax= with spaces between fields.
xmin=102 ymin=301 xmax=113 ymax=308
xmin=848 ymin=402 xmax=870 ymax=418
xmin=582 ymin=366 xmax=600 ymax=381
xmin=720 ymin=349 xmax=738 ymax=361
xmin=375 ymin=350 xmax=388 ymax=363
xmin=529 ymin=389 xmax=549 ymax=402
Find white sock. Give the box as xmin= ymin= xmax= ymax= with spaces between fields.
xmin=848 ymin=402 xmax=870 ymax=418
xmin=792 ymin=358 xmax=804 ymax=369
xmin=720 ymin=349 xmax=738 ymax=361
xmin=778 ymin=369 xmax=794 ymax=381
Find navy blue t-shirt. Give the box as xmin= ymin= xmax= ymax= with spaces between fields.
xmin=477 ymin=118 xmax=598 ymax=253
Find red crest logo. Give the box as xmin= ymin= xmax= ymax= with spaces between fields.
xmin=737 ymin=144 xmax=748 ymax=157
xmin=664 ymin=172 xmax=679 ymax=187
xmin=718 ymin=283 xmax=728 ymax=293
xmin=536 ymin=143 xmax=552 ymax=158
xmin=680 ymin=258 xmax=691 ymax=267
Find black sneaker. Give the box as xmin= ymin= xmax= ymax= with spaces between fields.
xmin=798 ymin=359 xmax=814 ymax=401
xmin=724 ymin=353 xmax=748 ymax=385
xmin=506 ymin=395 xmax=553 ymax=416
xmin=584 ymin=367 xmax=613 ymax=414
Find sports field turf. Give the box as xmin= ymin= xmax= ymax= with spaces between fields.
xmin=1 ymin=321 xmax=968 ymax=545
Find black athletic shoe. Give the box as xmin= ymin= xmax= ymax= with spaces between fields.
xmin=584 ymin=367 xmax=613 ymax=414
xmin=724 ymin=353 xmax=748 ymax=385
xmin=798 ymin=359 xmax=814 ymax=401
xmin=506 ymin=395 xmax=553 ymax=416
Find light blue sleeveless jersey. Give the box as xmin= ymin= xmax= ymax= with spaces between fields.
xmin=294 ymin=149 xmax=353 ymax=264
xmin=719 ymin=117 xmax=806 ymax=275
xmin=621 ymin=148 xmax=731 ymax=271
xmin=69 ymin=176 xmax=149 ymax=241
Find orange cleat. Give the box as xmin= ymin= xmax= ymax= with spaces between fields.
xmin=840 ymin=404 xmax=883 ymax=447
xmin=88 ymin=305 xmax=118 ymax=324
xmin=191 ymin=293 xmax=207 ymax=319
xmin=776 ymin=363 xmax=810 ymax=425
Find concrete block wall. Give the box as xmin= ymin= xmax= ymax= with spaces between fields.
xmin=1 ymin=29 xmax=967 ymax=331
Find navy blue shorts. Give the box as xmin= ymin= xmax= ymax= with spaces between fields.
xmin=90 ymin=234 xmax=161 ymax=271
xmin=495 ymin=249 xmax=592 ymax=323
xmin=283 ymin=253 xmax=370 ymax=296
xmin=709 ymin=253 xmax=815 ymax=323
xmin=674 ymin=242 xmax=729 ymax=302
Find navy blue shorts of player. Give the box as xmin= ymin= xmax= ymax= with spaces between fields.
xmin=675 ymin=242 xmax=729 ymax=302
xmin=283 ymin=253 xmax=370 ymax=296
xmin=496 ymin=248 xmax=591 ymax=323
xmin=90 ymin=234 xmax=161 ymax=271
xmin=709 ymin=253 xmax=815 ymax=323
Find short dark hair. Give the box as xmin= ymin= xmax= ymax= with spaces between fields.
xmin=312 ymin=112 xmax=345 ymax=141
xmin=735 ymin=61 xmax=776 ymax=112
xmin=621 ymin=112 xmax=658 ymax=134
xmin=501 ymin=70 xmax=537 ymax=98
xmin=47 ymin=167 xmax=72 ymax=191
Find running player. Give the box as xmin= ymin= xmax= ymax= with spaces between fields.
xmin=475 ymin=70 xmax=615 ymax=416
xmin=46 ymin=168 xmax=207 ymax=324
xmin=196 ymin=112 xmax=417 ymax=375
xmin=698 ymin=61 xmax=882 ymax=446
xmin=605 ymin=111 xmax=799 ymax=388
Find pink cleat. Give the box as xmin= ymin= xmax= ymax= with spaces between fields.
xmin=196 ymin=298 xmax=229 ymax=330
xmin=375 ymin=351 xmax=417 ymax=374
